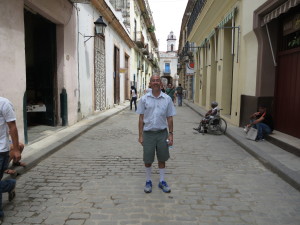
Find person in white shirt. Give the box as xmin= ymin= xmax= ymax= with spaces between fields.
xmin=0 ymin=97 xmax=21 ymax=221
xmin=136 ymin=75 xmax=176 ymax=194
xmin=130 ymin=86 xmax=137 ymax=111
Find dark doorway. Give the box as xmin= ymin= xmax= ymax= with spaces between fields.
xmin=24 ymin=9 xmax=57 ymax=128
xmin=114 ymin=46 xmax=120 ymax=104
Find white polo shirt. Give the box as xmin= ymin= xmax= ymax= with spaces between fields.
xmin=0 ymin=97 xmax=16 ymax=153
xmin=136 ymin=91 xmax=176 ymax=131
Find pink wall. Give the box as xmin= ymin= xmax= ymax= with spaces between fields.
xmin=0 ymin=0 xmax=78 ymax=142
xmin=0 ymin=0 xmax=26 ymax=142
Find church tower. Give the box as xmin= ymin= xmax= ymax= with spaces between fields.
xmin=167 ymin=31 xmax=176 ymax=52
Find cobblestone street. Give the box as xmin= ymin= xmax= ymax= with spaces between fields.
xmin=3 ymin=105 xmax=300 ymax=225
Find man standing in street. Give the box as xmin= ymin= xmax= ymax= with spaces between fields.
xmin=176 ymin=84 xmax=183 ymax=106
xmin=0 ymin=97 xmax=21 ymax=221
xmin=137 ymin=75 xmax=176 ymax=193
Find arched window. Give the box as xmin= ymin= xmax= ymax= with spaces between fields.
xmin=171 ymin=44 xmax=174 ymax=51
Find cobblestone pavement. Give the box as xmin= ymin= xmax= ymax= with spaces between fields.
xmin=2 ymin=105 xmax=300 ymax=225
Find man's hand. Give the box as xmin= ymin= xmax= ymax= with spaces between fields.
xmin=138 ymin=136 xmax=143 ymax=146
xmin=167 ymin=133 xmax=173 ymax=146
xmin=11 ymin=147 xmax=21 ymax=163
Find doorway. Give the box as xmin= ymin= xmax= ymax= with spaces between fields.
xmin=125 ymin=55 xmax=130 ymax=100
xmin=24 ymin=9 xmax=57 ymax=140
xmin=275 ymin=10 xmax=300 ymax=138
xmin=114 ymin=46 xmax=120 ymax=104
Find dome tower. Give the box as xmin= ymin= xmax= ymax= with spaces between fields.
xmin=167 ymin=31 xmax=176 ymax=52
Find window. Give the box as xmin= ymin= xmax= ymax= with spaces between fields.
xmin=165 ymin=63 xmax=170 ymax=73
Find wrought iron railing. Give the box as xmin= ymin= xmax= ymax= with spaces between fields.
xmin=187 ymin=0 xmax=207 ymax=36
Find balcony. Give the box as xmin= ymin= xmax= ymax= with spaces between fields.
xmin=148 ymin=53 xmax=154 ymax=61
xmin=142 ymin=44 xmax=149 ymax=55
xmin=163 ymin=69 xmax=171 ymax=76
xmin=135 ymin=31 xmax=145 ymax=48
xmin=187 ymin=0 xmax=207 ymax=36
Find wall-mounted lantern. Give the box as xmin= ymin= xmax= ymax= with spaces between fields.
xmin=84 ymin=16 xmax=107 ymax=43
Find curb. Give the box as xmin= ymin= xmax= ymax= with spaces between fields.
xmin=184 ymin=100 xmax=300 ymax=192
xmin=4 ymin=103 xmax=130 ymax=180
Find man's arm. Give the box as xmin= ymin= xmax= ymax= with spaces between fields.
xmin=250 ymin=112 xmax=260 ymax=119
xmin=138 ymin=114 xmax=144 ymax=145
xmin=167 ymin=116 xmax=173 ymax=146
xmin=252 ymin=115 xmax=265 ymax=125
xmin=7 ymin=121 xmax=21 ymax=162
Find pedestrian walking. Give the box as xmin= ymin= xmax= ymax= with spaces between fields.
xmin=175 ymin=84 xmax=183 ymax=106
xmin=130 ymin=86 xmax=137 ymax=111
xmin=136 ymin=75 xmax=176 ymax=193
xmin=0 ymin=97 xmax=21 ymax=222
xmin=166 ymin=83 xmax=176 ymax=105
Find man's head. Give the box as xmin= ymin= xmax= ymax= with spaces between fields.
xmin=150 ymin=75 xmax=162 ymax=90
xmin=168 ymin=83 xmax=172 ymax=88
xmin=179 ymin=83 xmax=182 ymax=87
xmin=211 ymin=101 xmax=218 ymax=108
xmin=258 ymin=105 xmax=267 ymax=113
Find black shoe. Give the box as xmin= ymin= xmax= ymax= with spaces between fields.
xmin=8 ymin=189 xmax=15 ymax=202
xmin=193 ymin=128 xmax=199 ymax=131
xmin=199 ymin=130 xmax=207 ymax=133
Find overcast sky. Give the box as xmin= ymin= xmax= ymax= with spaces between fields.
xmin=148 ymin=0 xmax=188 ymax=52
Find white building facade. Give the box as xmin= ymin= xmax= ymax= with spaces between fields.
xmin=159 ymin=31 xmax=179 ymax=87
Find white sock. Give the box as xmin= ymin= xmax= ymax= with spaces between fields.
xmin=145 ymin=167 xmax=152 ymax=181
xmin=159 ymin=168 xmax=165 ymax=182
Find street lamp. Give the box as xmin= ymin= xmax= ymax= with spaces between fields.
xmin=84 ymin=16 xmax=107 ymax=43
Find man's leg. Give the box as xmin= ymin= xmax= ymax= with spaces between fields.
xmin=255 ymin=123 xmax=271 ymax=140
xmin=130 ymin=98 xmax=133 ymax=110
xmin=156 ymin=131 xmax=171 ymax=193
xmin=134 ymin=98 xmax=137 ymax=111
xmin=0 ymin=152 xmax=16 ymax=218
xmin=178 ymin=95 xmax=182 ymax=106
xmin=158 ymin=161 xmax=171 ymax=193
xmin=143 ymin=132 xmax=156 ymax=193
xmin=144 ymin=163 xmax=153 ymax=193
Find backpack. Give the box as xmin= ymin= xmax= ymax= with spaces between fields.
xmin=177 ymin=87 xmax=183 ymax=94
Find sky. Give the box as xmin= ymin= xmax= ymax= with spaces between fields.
xmin=148 ymin=0 xmax=189 ymax=52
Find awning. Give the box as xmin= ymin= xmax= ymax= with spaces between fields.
xmin=198 ymin=7 xmax=237 ymax=47
xmin=261 ymin=0 xmax=300 ymax=26
xmin=218 ymin=7 xmax=237 ymax=28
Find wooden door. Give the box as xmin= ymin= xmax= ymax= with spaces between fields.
xmin=125 ymin=55 xmax=130 ymax=100
xmin=114 ymin=46 xmax=120 ymax=104
xmin=275 ymin=48 xmax=300 ymax=138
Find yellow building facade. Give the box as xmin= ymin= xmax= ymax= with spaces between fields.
xmin=179 ymin=0 xmax=300 ymax=140
xmin=182 ymin=0 xmax=266 ymax=126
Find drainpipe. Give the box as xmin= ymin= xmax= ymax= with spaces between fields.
xmin=75 ymin=3 xmax=81 ymax=115
xmin=266 ymin=23 xmax=277 ymax=67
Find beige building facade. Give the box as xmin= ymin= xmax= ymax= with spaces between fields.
xmin=178 ymin=0 xmax=300 ymax=139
